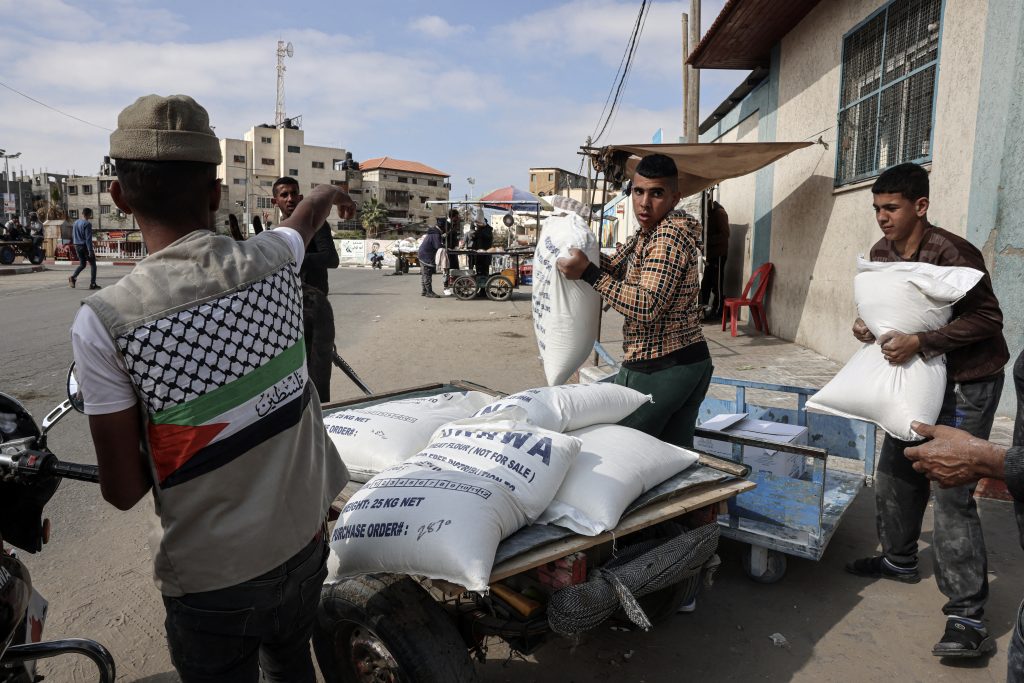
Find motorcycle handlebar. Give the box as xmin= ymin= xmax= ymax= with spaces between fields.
xmin=0 ymin=450 xmax=100 ymax=483
xmin=49 ymin=460 xmax=100 ymax=483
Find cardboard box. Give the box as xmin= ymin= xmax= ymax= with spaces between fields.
xmin=694 ymin=413 xmax=808 ymax=480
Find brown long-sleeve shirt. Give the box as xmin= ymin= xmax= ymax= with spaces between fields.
xmin=869 ymin=225 xmax=1008 ymax=382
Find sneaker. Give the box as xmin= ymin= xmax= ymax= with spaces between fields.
xmin=68 ymin=276 xmax=76 ymax=288
xmin=88 ymin=283 xmax=101 ymax=290
xmin=677 ymin=598 xmax=697 ymax=614
xmin=424 ymin=292 xmax=441 ymax=298
xmin=932 ymin=617 xmax=994 ymax=658
xmin=845 ymin=555 xmax=920 ymax=583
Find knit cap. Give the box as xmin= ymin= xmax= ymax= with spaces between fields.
xmin=109 ymin=94 xmax=222 ymax=164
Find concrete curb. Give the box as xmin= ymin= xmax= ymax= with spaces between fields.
xmin=0 ymin=265 xmax=46 ymax=276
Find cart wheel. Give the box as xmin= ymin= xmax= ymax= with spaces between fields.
xmin=453 ymin=276 xmax=478 ymax=300
xmin=28 ymin=247 xmax=44 ymax=265
xmin=742 ymin=546 xmax=787 ymax=584
xmin=485 ymin=275 xmax=513 ymax=302
xmin=0 ymin=246 xmax=14 ymax=265
xmin=315 ymin=574 xmax=479 ymax=683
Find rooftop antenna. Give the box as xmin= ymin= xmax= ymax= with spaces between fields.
xmin=275 ymin=40 xmax=294 ymax=127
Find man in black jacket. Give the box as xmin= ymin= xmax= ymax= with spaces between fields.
xmin=272 ymin=176 xmax=340 ymax=400
xmin=470 ymin=219 xmax=493 ymax=278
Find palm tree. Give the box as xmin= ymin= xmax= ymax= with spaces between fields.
xmin=360 ymin=197 xmax=389 ymax=238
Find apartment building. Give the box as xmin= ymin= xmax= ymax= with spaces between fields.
xmin=359 ymin=157 xmax=451 ymax=225
xmin=528 ymin=167 xmax=595 ymax=197
xmin=218 ymin=121 xmax=361 ymax=228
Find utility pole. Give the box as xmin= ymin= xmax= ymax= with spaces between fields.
xmin=684 ymin=0 xmax=701 ymax=143
xmin=1 ymin=150 xmax=21 ymax=221
xmin=681 ymin=13 xmax=689 ymax=141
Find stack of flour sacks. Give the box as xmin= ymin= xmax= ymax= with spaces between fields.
xmin=324 ymin=384 xmax=701 ymax=592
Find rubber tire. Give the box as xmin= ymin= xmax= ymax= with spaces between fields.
xmin=28 ymin=247 xmax=44 ymax=265
xmin=452 ymin=276 xmax=478 ymax=300
xmin=741 ymin=547 xmax=787 ymax=584
xmin=0 ymin=246 xmax=15 ymax=265
xmin=485 ymin=275 xmax=513 ymax=302
xmin=314 ymin=574 xmax=479 ymax=683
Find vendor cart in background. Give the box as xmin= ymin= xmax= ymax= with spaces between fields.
xmin=444 ymin=248 xmax=534 ymax=301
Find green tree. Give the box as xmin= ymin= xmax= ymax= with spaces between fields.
xmin=360 ymin=197 xmax=389 ymax=238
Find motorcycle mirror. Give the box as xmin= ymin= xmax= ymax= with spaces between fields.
xmin=66 ymin=363 xmax=84 ymax=414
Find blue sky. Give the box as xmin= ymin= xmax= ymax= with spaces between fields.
xmin=1 ymin=0 xmax=745 ymax=198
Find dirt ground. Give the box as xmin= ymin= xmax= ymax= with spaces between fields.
xmin=2 ymin=263 xmax=1020 ymax=682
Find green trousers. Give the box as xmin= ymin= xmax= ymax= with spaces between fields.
xmin=614 ymin=358 xmax=713 ymax=449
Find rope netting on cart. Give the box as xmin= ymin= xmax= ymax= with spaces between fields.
xmin=547 ymin=522 xmax=720 ymax=635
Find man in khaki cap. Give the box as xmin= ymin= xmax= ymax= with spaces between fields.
xmin=69 ymin=94 xmax=355 ymax=682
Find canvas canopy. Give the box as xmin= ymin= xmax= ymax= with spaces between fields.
xmin=590 ymin=141 xmax=813 ymax=197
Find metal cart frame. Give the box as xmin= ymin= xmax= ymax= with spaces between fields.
xmin=699 ymin=377 xmax=877 ymax=582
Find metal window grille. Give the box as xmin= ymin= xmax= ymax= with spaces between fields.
xmin=836 ymin=0 xmax=941 ymax=185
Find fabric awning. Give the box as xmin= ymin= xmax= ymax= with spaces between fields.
xmin=591 ymin=141 xmax=813 ymax=197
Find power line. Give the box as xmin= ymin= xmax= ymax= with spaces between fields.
xmin=0 ymin=80 xmax=112 ymax=132
xmin=590 ymin=0 xmax=651 ymax=145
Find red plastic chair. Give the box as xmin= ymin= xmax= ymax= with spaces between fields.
xmin=721 ymin=262 xmax=774 ymax=337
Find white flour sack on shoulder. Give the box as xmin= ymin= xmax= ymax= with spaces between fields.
xmin=329 ymin=415 xmax=581 ymax=592
xmin=473 ymin=383 xmax=653 ymax=432
xmin=807 ymin=258 xmax=984 ymax=441
xmin=322 ymin=391 xmax=493 ymax=482
xmin=537 ymin=425 xmax=699 ymax=535
xmin=532 ymin=212 xmax=601 ymax=385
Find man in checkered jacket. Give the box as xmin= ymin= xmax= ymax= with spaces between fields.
xmin=558 ymin=153 xmax=711 ymax=449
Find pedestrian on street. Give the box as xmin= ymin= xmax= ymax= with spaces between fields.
xmin=903 ymin=345 xmax=1024 ymax=681
xmin=69 ymin=207 xmax=99 ymax=289
xmin=418 ymin=219 xmax=444 ymax=298
xmin=271 ymin=176 xmax=340 ymax=402
xmin=845 ymin=162 xmax=1008 ymax=660
xmin=557 ymin=153 xmax=710 ymax=449
xmin=69 ymin=94 xmax=353 ymax=683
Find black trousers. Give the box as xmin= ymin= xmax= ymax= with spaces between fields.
xmin=700 ymin=255 xmax=726 ymax=317
xmin=303 ymin=285 xmax=335 ymax=402
xmin=875 ymin=376 xmax=1003 ymax=618
xmin=163 ymin=535 xmax=328 ymax=683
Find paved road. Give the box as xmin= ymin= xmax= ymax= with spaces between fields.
xmin=1 ymin=263 xmax=1019 ymax=682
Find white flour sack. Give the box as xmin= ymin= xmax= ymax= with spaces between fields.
xmin=473 ymin=383 xmax=652 ymax=432
xmin=807 ymin=258 xmax=984 ymax=441
xmin=537 ymin=425 xmax=699 ymax=535
xmin=532 ymin=212 xmax=602 ymax=385
xmin=323 ymin=391 xmax=494 ymax=483
xmin=329 ymin=416 xmax=581 ymax=592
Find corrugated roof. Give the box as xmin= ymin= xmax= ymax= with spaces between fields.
xmin=360 ymin=156 xmax=449 ymax=177
xmin=687 ymin=0 xmax=822 ymax=70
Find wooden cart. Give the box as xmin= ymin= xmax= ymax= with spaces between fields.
xmin=314 ymin=381 xmax=754 ymax=682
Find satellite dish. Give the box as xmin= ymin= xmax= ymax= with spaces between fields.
xmin=286 ymin=42 xmax=294 ymax=57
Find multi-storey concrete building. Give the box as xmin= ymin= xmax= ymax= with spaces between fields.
xmin=528 ymin=167 xmax=595 ymax=197
xmin=359 ymin=157 xmax=451 ymax=226
xmin=218 ymin=121 xmax=363 ymax=229
xmin=15 ymin=170 xmax=69 ymax=219
xmin=64 ymin=158 xmax=134 ymax=230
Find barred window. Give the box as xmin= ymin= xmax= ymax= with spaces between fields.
xmin=835 ymin=0 xmax=941 ymax=185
